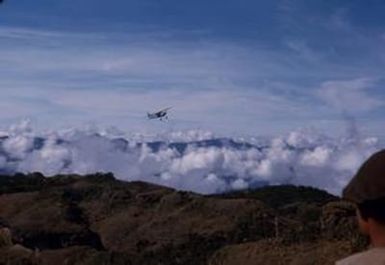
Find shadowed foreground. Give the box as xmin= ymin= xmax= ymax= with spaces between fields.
xmin=0 ymin=173 xmax=368 ymax=265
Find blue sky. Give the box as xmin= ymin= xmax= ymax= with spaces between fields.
xmin=0 ymin=0 xmax=385 ymax=137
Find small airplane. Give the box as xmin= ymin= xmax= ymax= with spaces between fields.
xmin=147 ymin=107 xmax=172 ymax=121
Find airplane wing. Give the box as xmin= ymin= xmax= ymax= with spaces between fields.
xmin=157 ymin=107 xmax=172 ymax=113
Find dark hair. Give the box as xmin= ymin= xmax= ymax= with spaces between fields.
xmin=357 ymin=197 xmax=385 ymax=224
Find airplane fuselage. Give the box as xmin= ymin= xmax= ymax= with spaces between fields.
xmin=147 ymin=111 xmax=167 ymax=120
xmin=147 ymin=107 xmax=171 ymax=120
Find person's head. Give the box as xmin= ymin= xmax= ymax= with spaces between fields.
xmin=356 ymin=197 xmax=385 ymax=235
xmin=343 ymin=150 xmax=385 ymax=237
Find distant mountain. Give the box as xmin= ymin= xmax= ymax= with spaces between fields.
xmin=0 ymin=134 xmax=297 ymax=158
xmin=0 ymin=173 xmax=367 ymax=265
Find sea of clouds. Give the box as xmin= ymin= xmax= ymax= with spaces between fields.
xmin=0 ymin=120 xmax=382 ymax=195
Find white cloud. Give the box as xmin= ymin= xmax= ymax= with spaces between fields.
xmin=285 ymin=39 xmax=322 ymax=62
xmin=300 ymin=146 xmax=331 ymax=167
xmin=317 ymin=78 xmax=384 ymax=113
xmin=0 ymin=121 xmax=382 ymax=195
xmin=0 ymin=26 xmax=384 ymax=136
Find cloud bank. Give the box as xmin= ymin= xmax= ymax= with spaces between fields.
xmin=0 ymin=121 xmax=382 ymax=195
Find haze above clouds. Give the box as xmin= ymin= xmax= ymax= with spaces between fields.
xmin=0 ymin=0 xmax=384 ymax=136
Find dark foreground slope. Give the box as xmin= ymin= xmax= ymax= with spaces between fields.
xmin=0 ymin=173 xmax=367 ymax=265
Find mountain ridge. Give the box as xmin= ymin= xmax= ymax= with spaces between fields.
xmin=0 ymin=173 xmax=367 ymax=265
